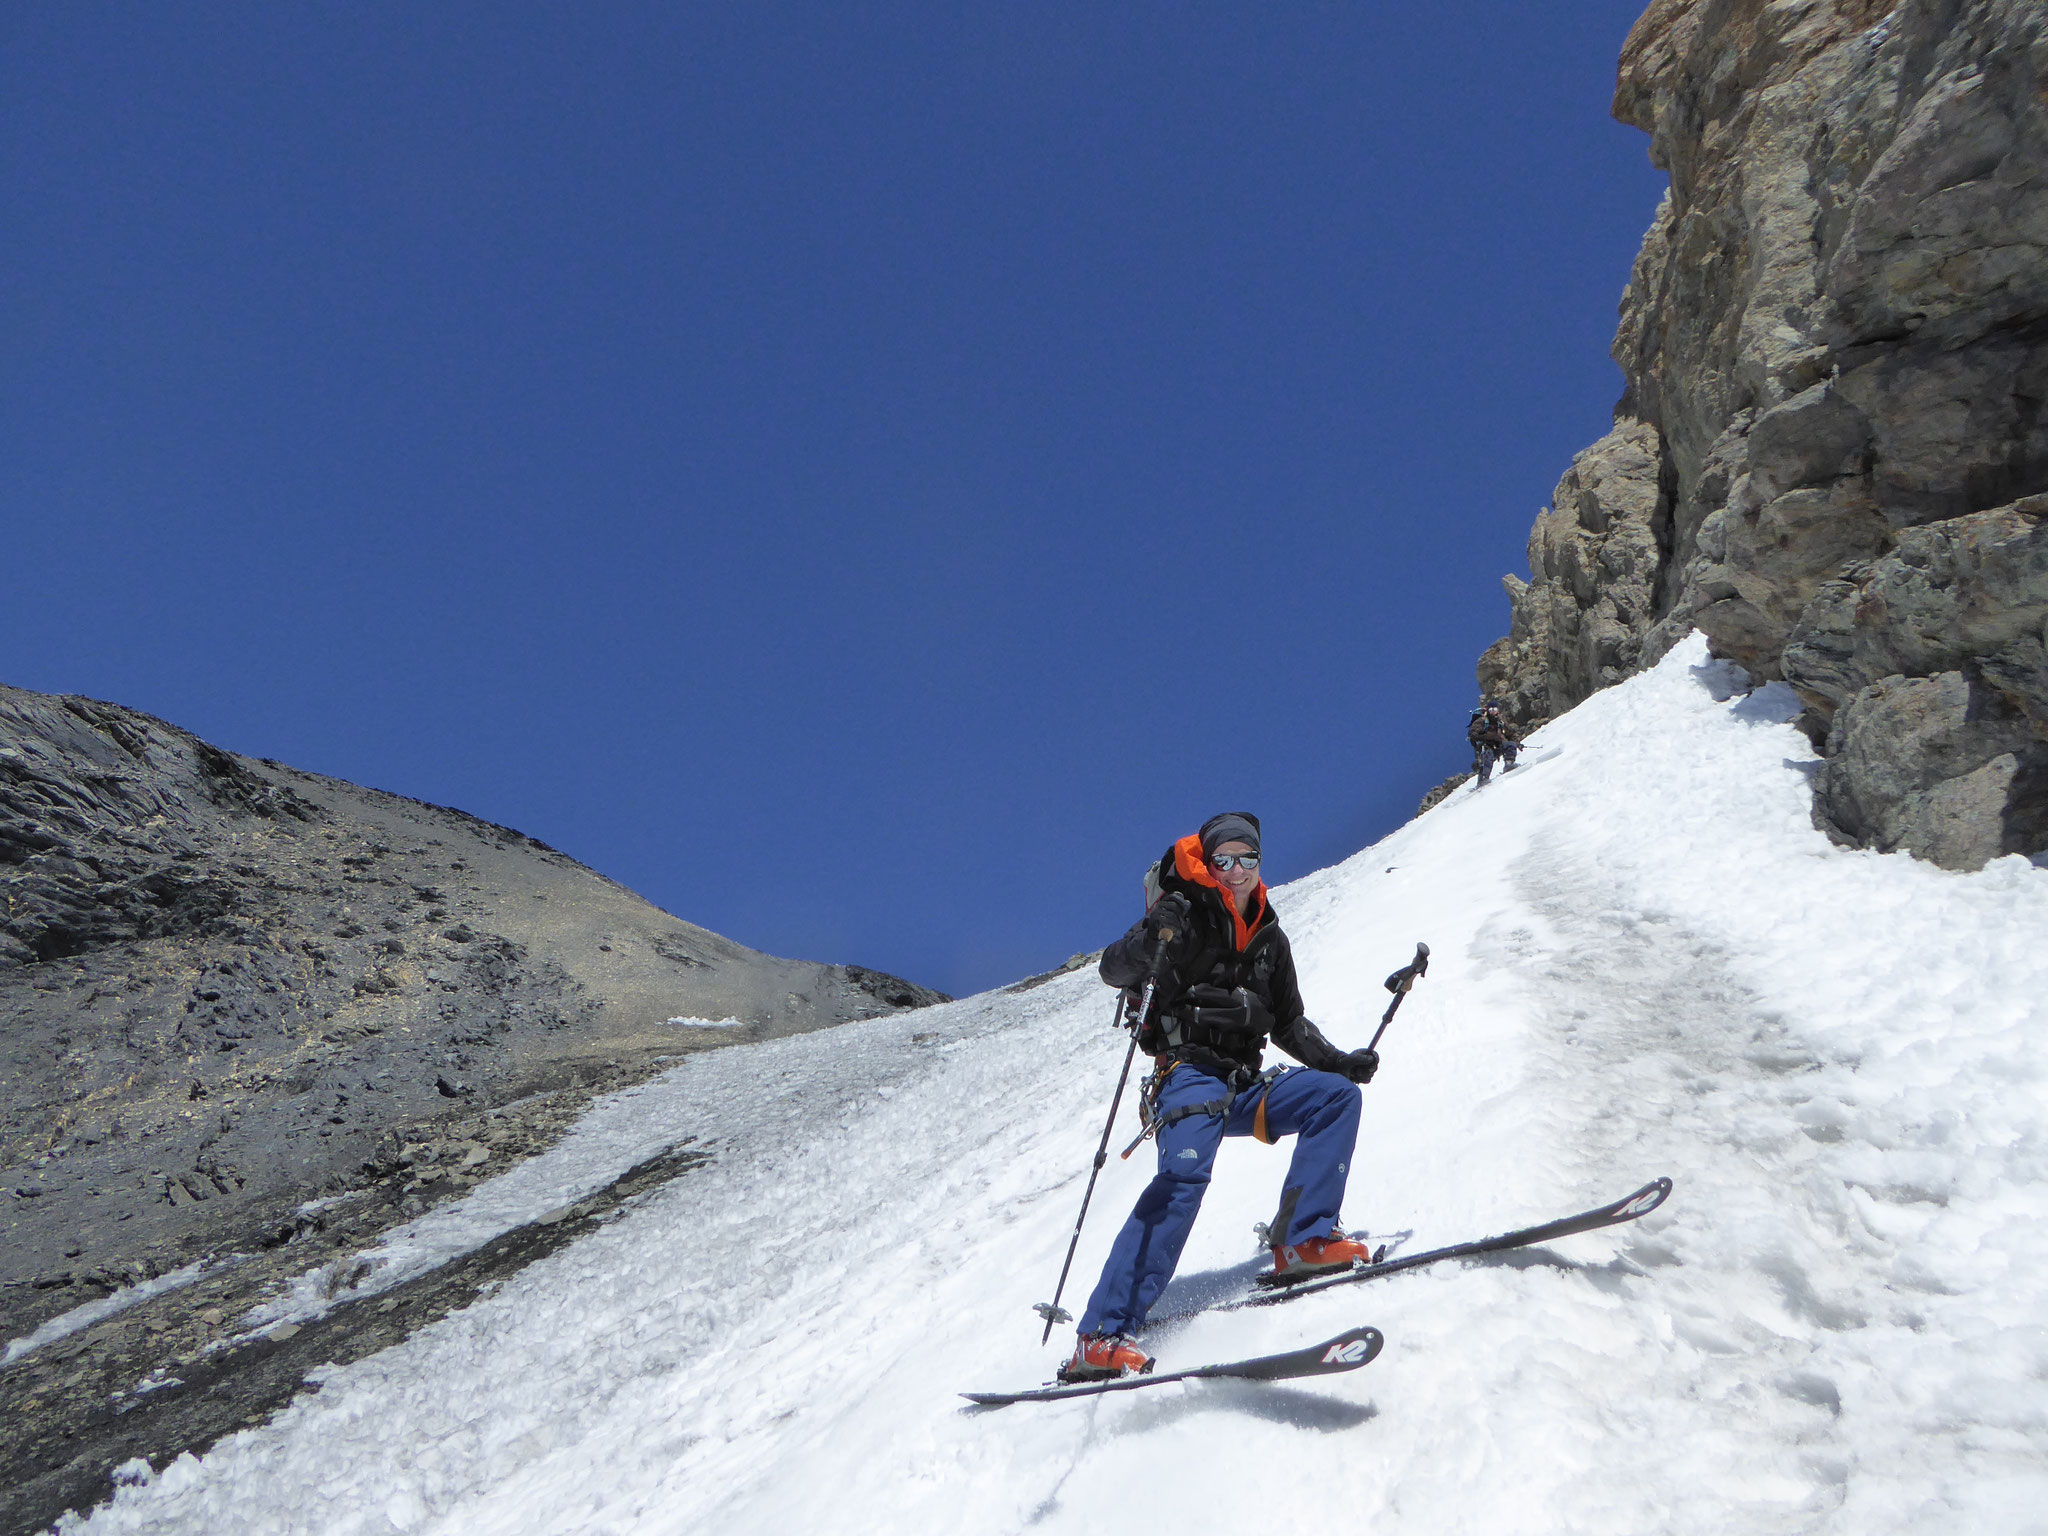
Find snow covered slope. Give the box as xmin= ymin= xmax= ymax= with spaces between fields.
xmin=67 ymin=637 xmax=2048 ymax=1535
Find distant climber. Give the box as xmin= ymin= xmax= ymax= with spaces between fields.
xmin=1468 ymin=700 xmax=1519 ymax=787
xmin=1062 ymin=812 xmax=1382 ymax=1383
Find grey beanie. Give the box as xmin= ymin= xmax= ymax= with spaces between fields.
xmin=1199 ymin=812 xmax=1262 ymax=859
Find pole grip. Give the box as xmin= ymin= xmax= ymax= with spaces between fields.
xmin=1367 ymin=941 xmax=1431 ymax=1053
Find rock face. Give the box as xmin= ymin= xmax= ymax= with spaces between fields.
xmin=1480 ymin=0 xmax=2048 ymax=868
xmin=0 ymin=683 xmax=945 ymax=1344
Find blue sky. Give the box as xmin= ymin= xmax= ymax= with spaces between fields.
xmin=3 ymin=4 xmax=1666 ymax=997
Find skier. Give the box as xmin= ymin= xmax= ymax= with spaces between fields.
xmin=1468 ymin=699 xmax=1519 ymax=786
xmin=1064 ymin=812 xmax=1383 ymax=1382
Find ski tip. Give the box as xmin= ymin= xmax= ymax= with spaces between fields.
xmin=1619 ymin=1177 xmax=1674 ymax=1220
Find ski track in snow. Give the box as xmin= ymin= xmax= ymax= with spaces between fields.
xmin=65 ymin=636 xmax=2048 ymax=1535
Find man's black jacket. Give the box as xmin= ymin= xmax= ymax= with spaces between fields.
xmin=1469 ymin=711 xmax=1515 ymax=749
xmin=1099 ymin=833 xmax=1353 ymax=1081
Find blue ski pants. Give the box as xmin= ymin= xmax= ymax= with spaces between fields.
xmin=1078 ymin=1063 xmax=1362 ymax=1338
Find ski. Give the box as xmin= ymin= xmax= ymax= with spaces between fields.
xmin=961 ymin=1324 xmax=1382 ymax=1407
xmin=1218 ymin=1176 xmax=1672 ymax=1312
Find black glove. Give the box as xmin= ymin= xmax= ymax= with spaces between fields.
xmin=1338 ymin=1048 xmax=1380 ymax=1085
xmin=1145 ymin=893 xmax=1191 ymax=947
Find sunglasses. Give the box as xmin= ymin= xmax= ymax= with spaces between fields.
xmin=1209 ymin=851 xmax=1260 ymax=872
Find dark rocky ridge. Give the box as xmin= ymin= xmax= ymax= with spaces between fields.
xmin=1479 ymin=0 xmax=2048 ymax=869
xmin=1 ymin=1133 xmax=714 ymax=1536
xmin=0 ymin=681 xmax=945 ymax=1352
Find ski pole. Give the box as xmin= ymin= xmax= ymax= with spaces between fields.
xmin=1033 ymin=924 xmax=1174 ymax=1343
xmin=1366 ymin=941 xmax=1430 ymax=1053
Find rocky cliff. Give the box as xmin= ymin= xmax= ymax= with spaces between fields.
xmin=0 ymin=683 xmax=943 ymax=1342
xmin=1480 ymin=0 xmax=2048 ymax=868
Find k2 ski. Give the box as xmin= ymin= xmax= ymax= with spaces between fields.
xmin=1216 ymin=1176 xmax=1672 ymax=1313
xmin=962 ymin=1324 xmax=1383 ymax=1407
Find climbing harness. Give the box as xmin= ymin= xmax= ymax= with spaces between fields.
xmin=1118 ymin=1061 xmax=1287 ymax=1160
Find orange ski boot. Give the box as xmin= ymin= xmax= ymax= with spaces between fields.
xmin=1268 ymin=1232 xmax=1375 ymax=1284
xmin=1059 ymin=1332 xmax=1155 ymax=1383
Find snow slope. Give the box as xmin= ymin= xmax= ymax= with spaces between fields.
xmin=68 ymin=636 xmax=2048 ymax=1535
